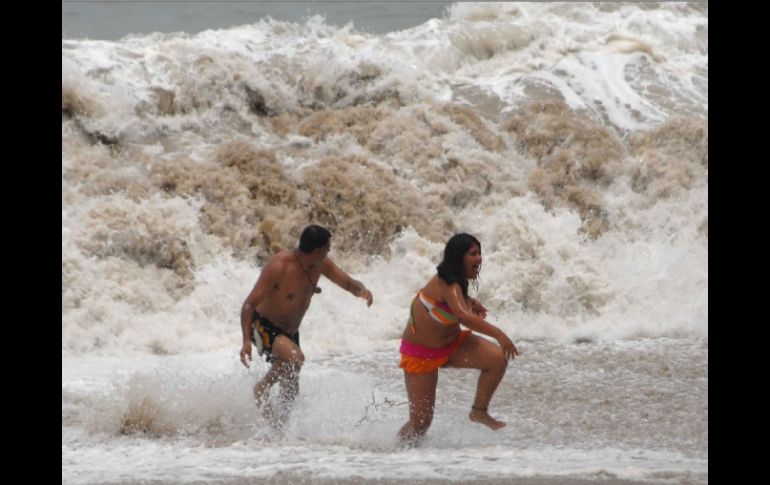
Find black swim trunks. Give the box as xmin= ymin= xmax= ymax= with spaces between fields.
xmin=250 ymin=310 xmax=300 ymax=363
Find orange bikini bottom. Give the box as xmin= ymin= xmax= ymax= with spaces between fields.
xmin=399 ymin=330 xmax=471 ymax=374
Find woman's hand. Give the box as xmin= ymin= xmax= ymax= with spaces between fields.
xmin=496 ymin=331 xmax=519 ymax=360
xmin=469 ymin=297 xmax=488 ymax=318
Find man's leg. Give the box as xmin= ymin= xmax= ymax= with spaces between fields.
xmin=267 ymin=335 xmax=305 ymax=404
xmin=252 ymin=362 xmax=282 ymax=406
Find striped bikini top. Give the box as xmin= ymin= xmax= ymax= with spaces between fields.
xmin=417 ymin=290 xmax=459 ymax=325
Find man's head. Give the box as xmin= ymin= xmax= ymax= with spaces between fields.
xmin=299 ymin=225 xmax=332 ymax=255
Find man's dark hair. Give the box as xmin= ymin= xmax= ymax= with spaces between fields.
xmin=436 ymin=233 xmax=481 ymax=297
xmin=299 ymin=225 xmax=332 ymax=253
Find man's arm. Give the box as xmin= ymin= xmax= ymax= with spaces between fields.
xmin=239 ymin=260 xmax=282 ymax=367
xmin=321 ymin=258 xmax=373 ymax=306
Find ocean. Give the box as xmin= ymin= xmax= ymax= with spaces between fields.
xmin=62 ymin=2 xmax=708 ymax=484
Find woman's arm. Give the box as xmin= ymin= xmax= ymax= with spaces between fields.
xmin=444 ymin=284 xmax=517 ymax=359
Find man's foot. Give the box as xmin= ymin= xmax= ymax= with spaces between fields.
xmin=256 ymin=401 xmax=289 ymax=433
xmin=469 ymin=407 xmax=506 ymax=430
xmin=258 ymin=401 xmax=274 ymax=420
xmin=253 ymin=388 xmax=276 ymax=422
xmin=253 ymin=382 xmax=270 ymax=407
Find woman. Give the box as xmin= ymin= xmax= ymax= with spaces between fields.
xmin=398 ymin=233 xmax=518 ymax=443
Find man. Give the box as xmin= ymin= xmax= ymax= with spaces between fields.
xmin=239 ymin=225 xmax=373 ymax=413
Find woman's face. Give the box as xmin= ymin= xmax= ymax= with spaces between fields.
xmin=463 ymin=243 xmax=482 ymax=279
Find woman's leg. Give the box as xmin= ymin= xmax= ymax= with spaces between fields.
xmin=397 ymin=370 xmax=438 ymax=444
xmin=447 ymin=334 xmax=508 ymax=430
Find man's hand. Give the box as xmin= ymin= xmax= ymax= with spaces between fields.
xmin=239 ymin=341 xmax=253 ymax=368
xmin=359 ymin=286 xmax=373 ymax=307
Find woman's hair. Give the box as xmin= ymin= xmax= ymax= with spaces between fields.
xmin=436 ymin=233 xmax=481 ymax=297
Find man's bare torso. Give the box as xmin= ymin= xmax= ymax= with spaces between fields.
xmin=254 ymin=250 xmax=321 ymax=334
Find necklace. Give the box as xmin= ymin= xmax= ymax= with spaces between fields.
xmin=294 ymin=250 xmax=322 ymax=294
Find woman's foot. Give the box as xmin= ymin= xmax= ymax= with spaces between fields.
xmin=397 ymin=422 xmax=427 ymax=447
xmin=469 ymin=407 xmax=506 ymax=430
